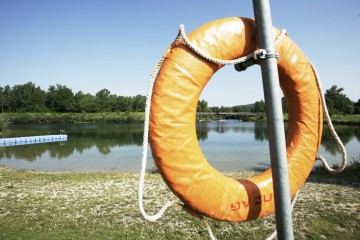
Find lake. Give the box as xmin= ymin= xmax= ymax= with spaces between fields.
xmin=0 ymin=120 xmax=359 ymax=172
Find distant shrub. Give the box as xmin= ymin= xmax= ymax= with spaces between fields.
xmin=0 ymin=114 xmax=9 ymax=131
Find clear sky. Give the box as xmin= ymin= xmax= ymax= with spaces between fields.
xmin=1 ymin=0 xmax=359 ymax=107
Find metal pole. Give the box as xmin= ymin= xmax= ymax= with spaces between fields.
xmin=252 ymin=0 xmax=294 ymax=239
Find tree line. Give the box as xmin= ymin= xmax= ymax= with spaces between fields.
xmin=0 ymin=82 xmax=146 ymax=113
xmin=199 ymin=85 xmax=359 ymax=115
xmin=0 ymin=82 xmax=359 ymax=115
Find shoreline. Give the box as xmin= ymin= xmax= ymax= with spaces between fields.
xmin=0 ymin=163 xmax=359 ymax=239
xmin=1 ymin=112 xmax=360 ymax=125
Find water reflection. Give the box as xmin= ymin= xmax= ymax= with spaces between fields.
xmin=197 ymin=121 xmax=359 ymax=155
xmin=0 ymin=121 xmax=359 ymax=171
xmin=0 ymin=124 xmax=144 ymax=162
xmin=321 ymin=125 xmax=360 ymax=155
xmin=197 ymin=121 xmax=266 ymax=138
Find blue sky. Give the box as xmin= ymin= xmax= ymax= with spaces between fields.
xmin=1 ymin=0 xmax=359 ymax=106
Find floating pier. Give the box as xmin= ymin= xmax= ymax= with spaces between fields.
xmin=0 ymin=130 xmax=67 ymax=147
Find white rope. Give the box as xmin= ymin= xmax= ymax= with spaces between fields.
xmin=201 ymin=218 xmax=217 ymax=240
xmin=138 ymin=51 xmax=179 ymax=222
xmin=265 ymin=62 xmax=348 ymax=239
xmin=266 ymin=189 xmax=301 ymax=240
xmin=265 ymin=62 xmax=348 ymax=237
xmin=138 ymin=24 xmax=289 ymax=237
xmin=138 ymin=25 xmax=287 ymax=224
xmin=179 ymin=24 xmax=287 ymax=66
xmin=181 ymin=24 xmax=288 ymax=240
xmin=139 ymin=23 xmax=345 ymax=240
xmin=309 ymin=61 xmax=347 ymax=173
xmin=138 ymin=30 xmax=186 ymax=222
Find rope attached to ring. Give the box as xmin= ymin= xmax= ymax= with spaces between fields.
xmin=179 ymin=24 xmax=286 ymax=66
xmin=180 ymin=23 xmax=347 ymax=173
xmin=138 ymin=23 xmax=347 ymax=240
xmin=138 ymin=25 xmax=287 ymax=223
xmin=309 ymin=60 xmax=347 ymax=173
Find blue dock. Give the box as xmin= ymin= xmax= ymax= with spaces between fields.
xmin=0 ymin=131 xmax=67 ymax=147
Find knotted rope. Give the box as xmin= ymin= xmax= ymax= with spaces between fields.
xmin=138 ymin=24 xmax=287 ymax=223
xmin=138 ymin=23 xmax=347 ymax=240
xmin=180 ymin=23 xmax=347 ymax=173
xmin=179 ymin=24 xmax=287 ymax=66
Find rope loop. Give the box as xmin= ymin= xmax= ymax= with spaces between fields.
xmin=138 ymin=33 xmax=182 ymax=222
xmin=266 ymin=189 xmax=301 ymax=240
xmin=139 ymin=24 xmax=287 ymax=224
xmin=138 ymin=23 xmax=347 ymax=240
xmin=179 ymin=23 xmax=347 ymax=174
xmin=179 ymin=24 xmax=286 ymax=66
xmin=309 ymin=60 xmax=347 ymax=173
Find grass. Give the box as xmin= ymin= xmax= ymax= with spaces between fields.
xmin=3 ymin=113 xmax=360 ymax=125
xmin=328 ymin=114 xmax=360 ymax=125
xmin=0 ymin=160 xmax=359 ymax=239
xmin=282 ymin=114 xmax=360 ymax=125
xmin=2 ymin=112 xmax=145 ymax=124
xmin=0 ymin=114 xmax=9 ymax=132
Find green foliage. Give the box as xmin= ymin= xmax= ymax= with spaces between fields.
xmin=3 ymin=112 xmax=144 ymax=124
xmin=325 ymin=85 xmax=354 ymax=115
xmin=0 ymin=114 xmax=9 ymax=131
xmin=74 ymin=91 xmax=98 ymax=113
xmin=197 ymin=99 xmax=209 ymax=112
xmin=131 ymin=95 xmax=146 ymax=112
xmin=1 ymin=83 xmax=147 ymax=114
xmin=328 ymin=114 xmax=360 ymax=125
xmin=95 ymin=88 xmax=112 ymax=112
xmin=281 ymin=96 xmax=288 ymax=113
xmin=252 ymin=100 xmax=265 ymax=113
xmin=232 ymin=104 xmax=251 ymax=112
xmin=46 ymin=84 xmax=76 ymax=112
xmin=354 ymin=99 xmax=360 ymax=114
xmin=1 ymin=83 xmax=358 ymax=120
xmin=8 ymin=82 xmax=48 ymax=112
xmin=0 ymin=86 xmax=5 ymax=112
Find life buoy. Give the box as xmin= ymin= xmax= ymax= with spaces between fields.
xmin=149 ymin=17 xmax=323 ymax=222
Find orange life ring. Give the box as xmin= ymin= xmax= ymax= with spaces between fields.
xmin=149 ymin=17 xmax=323 ymax=222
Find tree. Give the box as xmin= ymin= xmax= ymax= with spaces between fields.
xmin=46 ymin=84 xmax=76 ymax=112
xmin=74 ymin=91 xmax=98 ymax=113
xmin=252 ymin=100 xmax=266 ymax=113
xmin=281 ymin=97 xmax=288 ymax=113
xmin=131 ymin=95 xmax=146 ymax=112
xmin=117 ymin=96 xmax=133 ymax=112
xmin=9 ymin=82 xmax=47 ymax=112
xmin=325 ymin=85 xmax=354 ymax=115
xmin=209 ymin=106 xmax=220 ymax=113
xmin=45 ymin=85 xmax=56 ymax=111
xmin=197 ymin=99 xmax=209 ymax=112
xmin=0 ymin=114 xmax=8 ymax=131
xmin=219 ymin=106 xmax=231 ymax=112
xmin=95 ymin=89 xmax=112 ymax=112
xmin=2 ymin=85 xmax=11 ymax=112
xmin=108 ymin=94 xmax=118 ymax=112
xmin=233 ymin=105 xmax=251 ymax=112
xmin=0 ymin=86 xmax=5 ymax=113
xmin=354 ymin=99 xmax=360 ymax=114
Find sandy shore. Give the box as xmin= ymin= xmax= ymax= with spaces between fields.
xmin=0 ymin=166 xmax=359 ymax=239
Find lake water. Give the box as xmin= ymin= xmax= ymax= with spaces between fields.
xmin=0 ymin=120 xmax=359 ymax=172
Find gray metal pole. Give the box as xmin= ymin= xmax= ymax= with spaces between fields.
xmin=252 ymin=0 xmax=294 ymax=239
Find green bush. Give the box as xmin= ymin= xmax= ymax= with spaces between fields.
xmin=2 ymin=112 xmax=145 ymax=124
xmin=0 ymin=114 xmax=9 ymax=131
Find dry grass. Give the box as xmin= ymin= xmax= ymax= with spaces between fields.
xmin=0 ymin=164 xmax=359 ymax=239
